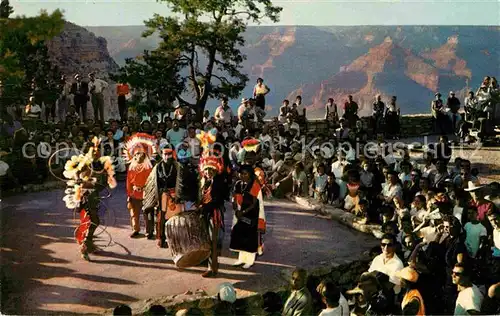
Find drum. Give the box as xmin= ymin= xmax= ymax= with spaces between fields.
xmin=166 ymin=211 xmax=211 ymax=268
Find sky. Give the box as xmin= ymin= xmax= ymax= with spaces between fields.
xmin=10 ymin=0 xmax=500 ymax=27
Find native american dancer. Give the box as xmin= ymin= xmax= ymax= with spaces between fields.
xmin=123 ymin=133 xmax=155 ymax=238
xmin=62 ymin=137 xmax=117 ymax=260
xmin=230 ymin=164 xmax=265 ymax=269
xmin=142 ymin=145 xmax=180 ymax=248
xmin=196 ymin=129 xmax=226 ymax=277
xmin=241 ymin=137 xmax=267 ymax=255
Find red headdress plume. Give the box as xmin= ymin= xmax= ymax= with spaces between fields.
xmin=241 ymin=138 xmax=261 ymax=152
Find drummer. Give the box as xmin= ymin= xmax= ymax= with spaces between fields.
xmin=199 ymin=154 xmax=226 ymax=278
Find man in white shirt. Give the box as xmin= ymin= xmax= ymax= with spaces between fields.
xmin=25 ymin=96 xmax=42 ymax=119
xmin=368 ymin=233 xmax=404 ymax=294
xmin=452 ymin=262 xmax=483 ymax=315
xmin=214 ymin=97 xmax=233 ymax=125
xmin=88 ymin=73 xmax=109 ymax=124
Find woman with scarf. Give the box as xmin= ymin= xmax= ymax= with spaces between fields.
xmin=230 ymin=165 xmax=265 ymax=269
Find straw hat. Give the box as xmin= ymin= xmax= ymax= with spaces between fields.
xmin=464 ymin=180 xmax=484 ymax=192
xmin=396 ymin=266 xmax=419 ymax=283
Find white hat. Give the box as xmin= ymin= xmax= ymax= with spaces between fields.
xmin=464 ymin=180 xmax=484 ymax=192
xmin=217 ymin=282 xmax=236 ymax=303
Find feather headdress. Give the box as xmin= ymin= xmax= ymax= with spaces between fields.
xmin=199 ymin=155 xmax=224 ymax=174
xmin=123 ymin=133 xmax=157 ymax=163
xmin=242 ymin=138 xmax=261 ymax=153
xmin=196 ymin=128 xmax=217 ymax=150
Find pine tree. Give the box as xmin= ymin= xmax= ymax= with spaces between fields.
xmin=0 ymin=0 xmax=13 ymax=18
xmin=139 ymin=0 xmax=282 ymax=119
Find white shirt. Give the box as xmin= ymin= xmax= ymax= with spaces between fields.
xmin=89 ymin=78 xmax=109 ymax=94
xmin=26 ymin=103 xmax=42 ymax=117
xmin=453 ymin=206 xmax=464 ymax=224
xmin=454 ymin=284 xmax=483 ymax=315
xmin=331 ymin=160 xmax=345 ymax=179
xmin=185 ymin=136 xmax=200 ymax=158
xmin=0 ymin=160 xmax=9 ymax=177
xmin=368 ymin=253 xmax=404 ymax=294
xmin=214 ymin=105 xmax=233 ymax=123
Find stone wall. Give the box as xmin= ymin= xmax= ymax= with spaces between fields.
xmin=305 ymin=114 xmax=434 ymax=138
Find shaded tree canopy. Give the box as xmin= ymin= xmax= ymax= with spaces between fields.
xmin=123 ymin=0 xmax=282 ymax=119
xmin=0 ymin=8 xmax=64 ymax=110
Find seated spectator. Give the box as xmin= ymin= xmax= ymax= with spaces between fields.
xmin=368 ymin=233 xmax=404 ymax=294
xmin=317 ymin=281 xmax=349 ymax=316
xmin=147 ymin=305 xmax=168 ymax=316
xmin=262 ymin=291 xmax=283 ymax=316
xmin=452 ymin=262 xmax=484 ymax=315
xmin=282 ymin=268 xmax=312 ymax=316
xmin=397 ymin=265 xmax=426 ymax=315
xmin=325 ymin=173 xmax=341 ymax=206
xmin=311 ymin=163 xmax=328 ymax=202
xmin=378 ymin=171 xmax=403 ymax=205
xmin=113 ymin=304 xmax=132 ymax=316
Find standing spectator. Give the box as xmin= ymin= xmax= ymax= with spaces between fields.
xmin=385 ymin=96 xmax=400 ymax=140
xmin=447 ymin=91 xmax=461 ymax=134
xmin=56 ymin=75 xmax=71 ymax=122
xmin=25 ymin=96 xmax=42 ymax=120
xmin=116 ymin=82 xmax=130 ymax=123
xmin=70 ymin=74 xmax=89 ymax=122
xmin=88 ymin=72 xmax=108 ymax=125
xmin=252 ymin=77 xmax=270 ymax=111
xmin=343 ymin=95 xmax=359 ymax=127
xmin=372 ymin=94 xmax=385 ymax=136
xmin=463 ymin=206 xmax=488 ymax=259
xmin=166 ymin=119 xmax=186 ymax=149
xmin=325 ymin=98 xmax=338 ymax=126
xmin=214 ymin=96 xmax=233 ymax=125
xmin=431 ymin=92 xmax=446 ymax=135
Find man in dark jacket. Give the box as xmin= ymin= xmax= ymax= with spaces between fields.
xmin=70 ymin=74 xmax=89 ymax=122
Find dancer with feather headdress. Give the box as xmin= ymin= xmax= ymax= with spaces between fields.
xmin=61 ymin=136 xmax=117 ymax=261
xmin=123 ymin=133 xmax=155 ymax=238
xmin=197 ymin=129 xmax=227 ymax=277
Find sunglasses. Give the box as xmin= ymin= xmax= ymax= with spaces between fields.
xmin=381 ymin=242 xmax=394 ymax=248
xmin=452 ymin=271 xmax=463 ymax=276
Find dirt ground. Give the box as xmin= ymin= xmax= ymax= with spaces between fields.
xmin=0 ymin=187 xmax=376 ymax=315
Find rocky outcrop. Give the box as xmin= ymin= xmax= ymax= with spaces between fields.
xmin=47 ymin=22 xmax=119 ymax=78
xmin=46 ymin=22 xmax=120 ymax=119
xmin=87 ymin=25 xmax=500 ymax=117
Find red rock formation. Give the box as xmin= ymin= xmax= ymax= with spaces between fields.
xmin=421 ymin=35 xmax=472 ymax=78
xmin=289 ymin=37 xmax=439 ymax=117
xmin=250 ymin=27 xmax=296 ymax=78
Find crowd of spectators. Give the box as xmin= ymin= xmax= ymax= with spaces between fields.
xmin=2 ymin=75 xmax=500 ymax=315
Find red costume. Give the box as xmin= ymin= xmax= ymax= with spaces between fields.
xmin=123 ymin=133 xmax=156 ymax=237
